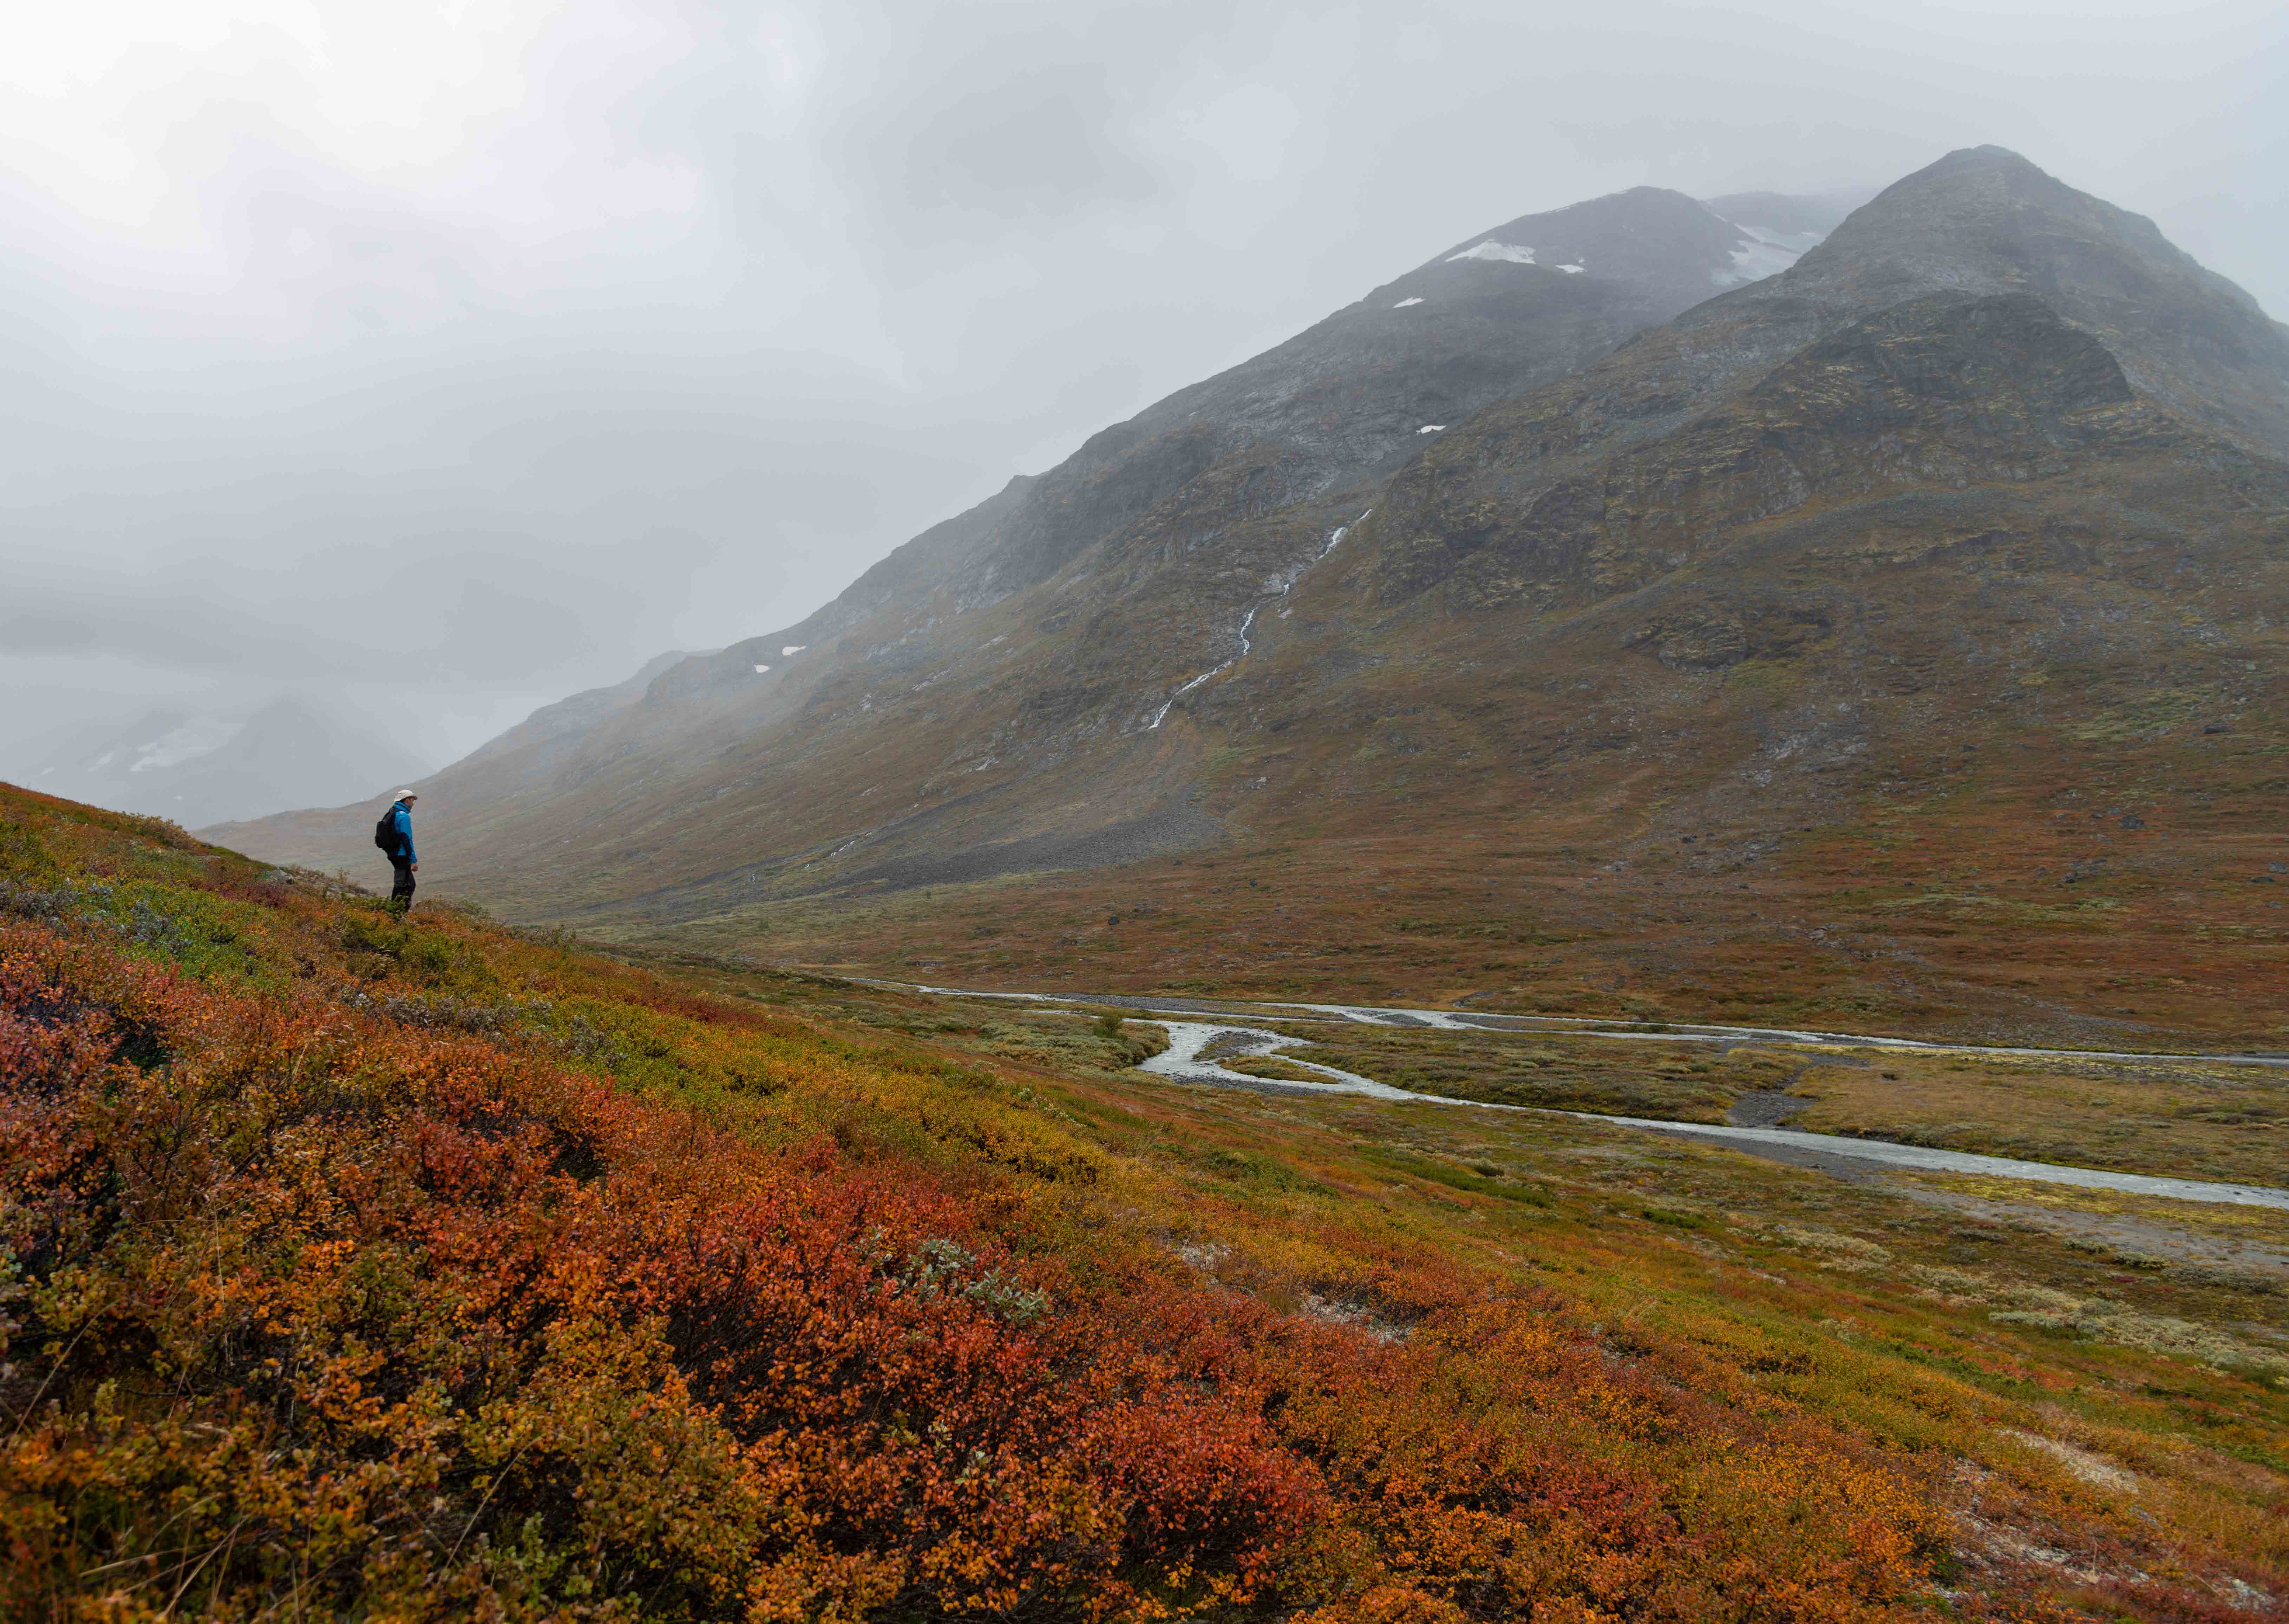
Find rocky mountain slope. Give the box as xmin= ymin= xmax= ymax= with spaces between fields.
xmin=208 ymin=150 xmax=2289 ymax=1041
xmin=665 ymin=182 xmax=1862 ymax=693
xmin=208 ymin=183 xmax=1842 ymax=867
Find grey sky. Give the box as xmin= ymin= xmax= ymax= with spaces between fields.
xmin=3 ymin=0 xmax=2283 ymax=772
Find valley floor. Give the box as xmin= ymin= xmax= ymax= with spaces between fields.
xmin=625 ymin=767 xmax=2289 ymax=1054
xmin=872 ymin=980 xmax=2289 ymax=1207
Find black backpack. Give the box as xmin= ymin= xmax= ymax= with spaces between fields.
xmin=373 ymin=810 xmax=401 ymax=855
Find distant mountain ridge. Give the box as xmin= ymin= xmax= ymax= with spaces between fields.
xmin=668 ymin=182 xmax=1863 ymax=698
xmin=19 ymin=699 xmax=426 ymax=830
xmin=458 ymin=650 xmax=698 ymax=769
xmin=198 ymin=656 xmax=698 ymax=861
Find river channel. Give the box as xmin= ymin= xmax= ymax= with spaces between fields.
xmin=900 ymin=982 xmax=2289 ymax=1210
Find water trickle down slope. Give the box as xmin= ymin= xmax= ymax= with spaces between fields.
xmin=1145 ymin=511 xmax=1371 ymax=731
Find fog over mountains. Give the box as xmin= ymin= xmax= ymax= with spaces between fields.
xmin=12 ymin=21 xmax=2289 ymax=1619
xmin=2 ymin=0 xmax=2282 ymax=796
xmin=202 ymin=177 xmax=1860 ymax=854
xmin=17 ymin=700 xmax=428 ymax=830
xmin=210 ymin=145 xmax=2289 ymax=1040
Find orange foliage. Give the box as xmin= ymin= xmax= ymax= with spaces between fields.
xmin=0 ymin=931 xmax=1317 ymax=1618
xmin=0 ymin=797 xmax=2131 ymax=1619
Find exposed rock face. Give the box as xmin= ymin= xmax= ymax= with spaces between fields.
xmin=1687 ymin=147 xmax=2289 ymax=456
xmin=1368 ymin=291 xmax=2149 ymax=611
xmin=209 ymin=148 xmax=2289 ymax=1036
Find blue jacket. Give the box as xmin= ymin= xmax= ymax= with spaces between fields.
xmin=391 ymin=801 xmax=416 ymax=863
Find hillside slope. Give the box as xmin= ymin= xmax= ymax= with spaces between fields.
xmin=205 ymin=150 xmax=2289 ymax=1041
xmin=5 ymin=782 xmax=2285 ymax=1618
xmin=202 ymin=184 xmax=1844 ymax=876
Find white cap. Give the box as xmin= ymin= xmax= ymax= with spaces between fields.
xmin=392 ymin=790 xmax=419 ymax=801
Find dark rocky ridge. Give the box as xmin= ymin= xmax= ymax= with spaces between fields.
xmin=1363 ymin=289 xmax=2152 ymax=612
xmin=960 ymin=185 xmax=1829 ymax=603
xmin=1684 ymin=147 xmax=2289 ymax=455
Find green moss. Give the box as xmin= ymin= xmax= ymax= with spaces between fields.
xmin=1721 ymin=658 xmax=1806 ymax=698
xmin=2068 ymin=689 xmax=2205 ymax=742
xmin=1358 ymin=1145 xmax=1549 ymax=1205
xmin=0 ymin=818 xmax=63 ymax=883
xmin=1640 ymin=1205 xmax=1712 ymax=1230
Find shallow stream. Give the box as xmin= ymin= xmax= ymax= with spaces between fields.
xmin=901 ymin=981 xmax=2289 ymax=1210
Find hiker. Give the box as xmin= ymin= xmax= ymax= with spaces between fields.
xmin=378 ymin=790 xmax=419 ymax=913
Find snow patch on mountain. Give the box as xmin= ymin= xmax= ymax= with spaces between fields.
xmin=129 ymin=718 xmax=244 ymax=774
xmin=1447 ymin=241 xmax=1536 ymax=265
xmin=1710 ymin=221 xmax=1828 ymax=288
xmin=1393 ymin=296 xmax=1424 ymax=307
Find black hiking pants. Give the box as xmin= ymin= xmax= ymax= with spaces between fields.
xmin=390 ymin=858 xmax=416 ymax=912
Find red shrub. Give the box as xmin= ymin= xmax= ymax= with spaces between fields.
xmin=0 ymin=928 xmax=1322 ymax=1619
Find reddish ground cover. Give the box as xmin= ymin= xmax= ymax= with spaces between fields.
xmin=3 ymin=785 xmax=2274 ymax=1620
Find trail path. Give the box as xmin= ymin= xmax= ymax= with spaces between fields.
xmin=891 ymin=981 xmax=2289 ymax=1210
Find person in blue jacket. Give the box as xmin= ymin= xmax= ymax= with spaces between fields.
xmin=385 ymin=790 xmax=419 ymax=914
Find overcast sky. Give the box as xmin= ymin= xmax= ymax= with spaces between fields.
xmin=2 ymin=0 xmax=2283 ymax=772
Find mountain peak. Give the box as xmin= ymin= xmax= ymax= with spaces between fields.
xmin=1931 ymin=142 xmax=2039 ymax=170
xmin=1707 ymin=144 xmax=2289 ymax=453
xmin=208 ymin=151 xmax=2289 ymax=953
xmin=1810 ymin=144 xmax=2203 ymax=286
xmin=1421 ymin=184 xmax=1765 ymax=291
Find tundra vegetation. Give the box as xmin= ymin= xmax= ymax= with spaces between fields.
xmin=2 ymin=781 xmax=2284 ymax=1621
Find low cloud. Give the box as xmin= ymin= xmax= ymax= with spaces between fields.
xmin=0 ymin=0 xmax=2280 ymax=776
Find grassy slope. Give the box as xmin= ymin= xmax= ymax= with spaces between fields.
xmin=4 ymin=783 xmax=2285 ymax=1620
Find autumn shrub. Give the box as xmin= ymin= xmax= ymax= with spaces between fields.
xmin=0 ymin=931 xmax=1320 ymax=1619
xmin=0 ymin=787 xmax=2091 ymax=1621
